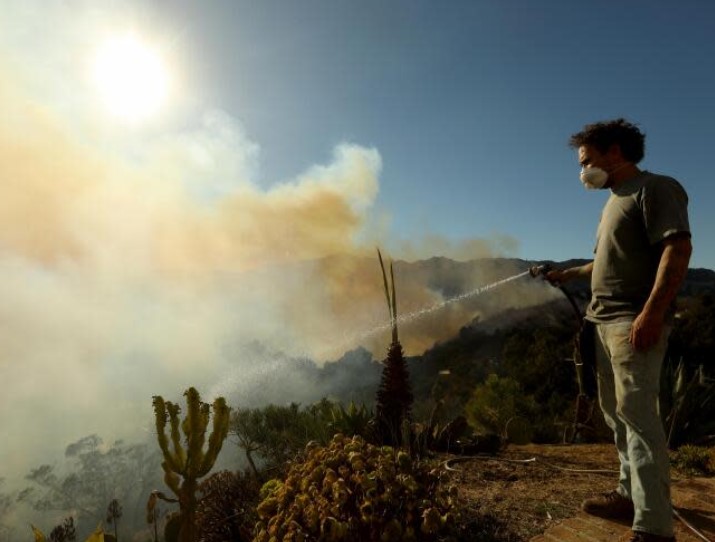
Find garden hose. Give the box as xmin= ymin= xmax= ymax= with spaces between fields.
xmin=528 ymin=264 xmax=598 ymax=443
xmin=673 ymin=507 xmax=712 ymax=542
xmin=442 ymin=454 xmax=617 ymax=475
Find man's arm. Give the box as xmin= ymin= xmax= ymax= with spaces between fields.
xmin=546 ymin=261 xmax=593 ymax=285
xmin=630 ymin=234 xmax=692 ymax=350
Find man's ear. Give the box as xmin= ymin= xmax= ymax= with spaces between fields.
xmin=607 ymin=143 xmax=624 ymax=161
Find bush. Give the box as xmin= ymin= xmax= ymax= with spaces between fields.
xmin=670 ymin=445 xmax=715 ymax=476
xmin=253 ymin=434 xmax=458 ymax=541
xmin=464 ymin=374 xmax=538 ymax=441
xmin=196 ymin=470 xmax=260 ymax=542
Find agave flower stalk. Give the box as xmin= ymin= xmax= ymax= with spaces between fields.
xmin=374 ymin=249 xmax=414 ymax=447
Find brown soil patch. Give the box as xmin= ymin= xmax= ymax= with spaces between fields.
xmin=442 ymin=443 xmax=623 ymax=541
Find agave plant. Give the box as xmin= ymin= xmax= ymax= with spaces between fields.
xmin=662 ymin=358 xmax=715 ymax=448
xmin=374 ymin=249 xmax=414 ymax=447
xmin=330 ymin=401 xmax=373 ymax=438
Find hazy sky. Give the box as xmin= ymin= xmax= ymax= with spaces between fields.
xmin=1 ymin=0 xmax=713 ymax=519
xmin=5 ymin=1 xmax=712 ymax=266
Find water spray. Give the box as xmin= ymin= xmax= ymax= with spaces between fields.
xmin=329 ymin=269 xmax=534 ymax=353
xmin=393 ymin=269 xmax=533 ymax=328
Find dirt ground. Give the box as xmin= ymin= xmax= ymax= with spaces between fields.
xmin=441 ymin=443 xmax=625 ymax=541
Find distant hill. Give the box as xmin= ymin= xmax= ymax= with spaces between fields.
xmin=225 ymin=256 xmax=714 ymax=411
xmin=398 ymin=256 xmax=714 ymax=296
xmin=681 ymin=267 xmax=715 ymax=296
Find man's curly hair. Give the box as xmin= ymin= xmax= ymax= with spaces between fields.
xmin=569 ymin=118 xmax=646 ymax=164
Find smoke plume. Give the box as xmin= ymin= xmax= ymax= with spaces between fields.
xmin=0 ymin=8 xmax=559 ymax=532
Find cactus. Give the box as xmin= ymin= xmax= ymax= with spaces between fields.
xmin=152 ymin=388 xmax=230 ymax=542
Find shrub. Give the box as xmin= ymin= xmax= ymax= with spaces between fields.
xmin=670 ymin=445 xmax=715 ymax=476
xmin=253 ymin=434 xmax=458 ymax=541
xmin=195 ymin=470 xmax=260 ymax=542
xmin=464 ymin=374 xmax=538 ymax=441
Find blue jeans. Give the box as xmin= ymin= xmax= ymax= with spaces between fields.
xmin=595 ymin=320 xmax=673 ymax=537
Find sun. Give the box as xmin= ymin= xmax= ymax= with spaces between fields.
xmin=92 ymin=34 xmax=169 ymax=123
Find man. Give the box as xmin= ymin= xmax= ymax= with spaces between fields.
xmin=548 ymin=119 xmax=692 ymax=542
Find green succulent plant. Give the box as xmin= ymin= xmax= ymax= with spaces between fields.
xmin=252 ymin=434 xmax=458 ymax=542
xmin=330 ymin=401 xmax=373 ymax=439
xmin=151 ymin=387 xmax=231 ymax=542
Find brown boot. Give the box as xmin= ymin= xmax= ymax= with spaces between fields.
xmin=618 ymin=530 xmax=675 ymax=542
xmin=581 ymin=490 xmax=634 ymax=519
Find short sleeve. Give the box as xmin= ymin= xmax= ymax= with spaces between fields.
xmin=641 ymin=177 xmax=690 ymax=245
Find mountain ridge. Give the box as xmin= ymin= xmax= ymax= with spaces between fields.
xmin=225 ymin=256 xmax=713 ymax=411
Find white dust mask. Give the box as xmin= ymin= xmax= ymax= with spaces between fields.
xmin=579 ymin=162 xmax=629 ymax=190
xmin=580 ymin=166 xmax=609 ymax=189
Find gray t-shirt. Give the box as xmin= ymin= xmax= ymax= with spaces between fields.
xmin=586 ymin=171 xmax=690 ymax=323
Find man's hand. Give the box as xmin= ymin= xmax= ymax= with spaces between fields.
xmin=633 ymin=234 xmax=691 ymax=351
xmin=629 ymin=309 xmax=665 ymax=351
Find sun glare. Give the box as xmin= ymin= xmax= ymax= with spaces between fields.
xmin=92 ymin=34 xmax=169 ymax=123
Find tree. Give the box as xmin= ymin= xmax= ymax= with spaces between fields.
xmin=105 ymin=499 xmax=122 ymax=541
xmin=230 ymin=400 xmax=335 ymax=480
xmin=0 ymin=478 xmax=15 ymax=541
xmin=229 ymin=408 xmax=266 ymax=480
xmin=21 ymin=436 xmax=163 ymax=535
xmin=146 ymin=491 xmax=172 ymax=542
xmin=49 ymin=517 xmax=77 ymax=542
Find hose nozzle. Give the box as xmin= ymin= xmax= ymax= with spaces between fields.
xmin=529 ymin=264 xmax=553 ymax=278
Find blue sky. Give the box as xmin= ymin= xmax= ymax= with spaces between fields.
xmin=160 ymin=0 xmax=715 ymax=268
